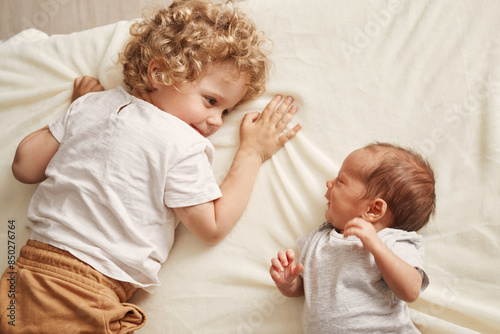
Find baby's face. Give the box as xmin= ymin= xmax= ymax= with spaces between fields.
xmin=149 ymin=63 xmax=248 ymax=137
xmin=324 ymin=149 xmax=372 ymax=232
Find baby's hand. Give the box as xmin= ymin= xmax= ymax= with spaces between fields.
xmin=270 ymin=249 xmax=304 ymax=288
xmin=239 ymin=95 xmax=301 ymax=163
xmin=71 ymin=76 xmax=104 ymax=102
xmin=343 ymin=217 xmax=381 ymax=253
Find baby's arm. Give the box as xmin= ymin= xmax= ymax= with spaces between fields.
xmin=343 ymin=218 xmax=423 ymax=302
xmin=174 ymin=95 xmax=301 ymax=244
xmin=270 ymin=249 xmax=304 ymax=297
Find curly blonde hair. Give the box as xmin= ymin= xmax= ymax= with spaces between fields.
xmin=119 ymin=0 xmax=271 ymax=104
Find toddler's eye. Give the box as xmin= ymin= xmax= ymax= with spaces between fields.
xmin=222 ymin=109 xmax=229 ymax=116
xmin=205 ymin=97 xmax=216 ymax=106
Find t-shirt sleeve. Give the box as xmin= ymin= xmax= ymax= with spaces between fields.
xmin=49 ymin=107 xmax=70 ymax=143
xmin=48 ymin=96 xmax=86 ymax=143
xmin=390 ymin=232 xmax=430 ymax=292
xmin=164 ymin=143 xmax=222 ymax=208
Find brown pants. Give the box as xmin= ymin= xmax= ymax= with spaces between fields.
xmin=0 ymin=240 xmax=146 ymax=334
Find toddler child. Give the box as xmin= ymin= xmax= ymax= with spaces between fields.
xmin=0 ymin=1 xmax=301 ymax=333
xmin=270 ymin=142 xmax=435 ymax=333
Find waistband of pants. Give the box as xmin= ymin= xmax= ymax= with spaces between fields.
xmin=20 ymin=240 xmax=137 ymax=302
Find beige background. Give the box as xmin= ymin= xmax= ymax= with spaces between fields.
xmin=0 ymin=0 xmax=151 ymax=40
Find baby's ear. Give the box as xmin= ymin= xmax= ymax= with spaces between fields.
xmin=362 ymin=198 xmax=388 ymax=224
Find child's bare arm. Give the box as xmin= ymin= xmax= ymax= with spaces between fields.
xmin=343 ymin=218 xmax=423 ymax=302
xmin=12 ymin=77 xmax=103 ymax=184
xmin=12 ymin=126 xmax=60 ymax=184
xmin=174 ymin=95 xmax=301 ymax=244
xmin=270 ymin=249 xmax=304 ymax=297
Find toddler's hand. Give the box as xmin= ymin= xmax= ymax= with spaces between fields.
xmin=270 ymin=249 xmax=304 ymax=288
xmin=239 ymin=95 xmax=301 ymax=163
xmin=71 ymin=76 xmax=104 ymax=102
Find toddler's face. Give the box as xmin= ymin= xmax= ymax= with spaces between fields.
xmin=324 ymin=149 xmax=372 ymax=233
xmin=149 ymin=63 xmax=248 ymax=137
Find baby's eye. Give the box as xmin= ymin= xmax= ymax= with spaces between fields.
xmin=205 ymin=97 xmax=216 ymax=106
xmin=222 ymin=109 xmax=229 ymax=116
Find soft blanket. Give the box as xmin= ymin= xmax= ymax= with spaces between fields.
xmin=1 ymin=1 xmax=499 ymax=333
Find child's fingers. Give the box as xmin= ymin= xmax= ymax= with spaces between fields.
xmin=274 ymin=104 xmax=298 ymax=133
xmin=74 ymin=76 xmax=93 ymax=88
xmin=73 ymin=76 xmax=83 ymax=90
xmin=268 ymin=96 xmax=294 ymax=125
xmin=278 ymin=123 xmax=302 ymax=146
xmin=72 ymin=76 xmax=105 ymax=102
xmin=260 ymin=95 xmax=283 ymax=120
xmin=285 ymin=249 xmax=296 ymax=262
xmin=74 ymin=76 xmax=104 ymax=92
xmin=277 ymin=250 xmax=289 ymax=266
xmin=294 ymin=263 xmax=304 ymax=276
xmin=270 ymin=269 xmax=281 ymax=282
xmin=343 ymin=217 xmax=368 ymax=235
xmin=342 ymin=222 xmax=357 ymax=238
xmin=270 ymin=257 xmax=284 ymax=272
xmin=241 ymin=111 xmax=260 ymax=126
xmin=269 ymin=265 xmax=283 ymax=283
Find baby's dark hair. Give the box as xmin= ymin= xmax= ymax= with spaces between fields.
xmin=360 ymin=142 xmax=436 ymax=231
xmin=120 ymin=0 xmax=271 ymax=104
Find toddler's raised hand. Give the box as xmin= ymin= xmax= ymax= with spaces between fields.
xmin=239 ymin=95 xmax=301 ymax=163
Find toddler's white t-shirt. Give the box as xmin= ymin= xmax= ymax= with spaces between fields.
xmin=28 ymin=86 xmax=222 ymax=292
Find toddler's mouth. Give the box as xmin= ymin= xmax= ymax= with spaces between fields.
xmin=190 ymin=125 xmax=204 ymax=136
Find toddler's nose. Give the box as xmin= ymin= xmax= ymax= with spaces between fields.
xmin=209 ymin=113 xmax=223 ymax=127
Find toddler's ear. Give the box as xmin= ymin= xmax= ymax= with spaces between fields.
xmin=147 ymin=58 xmax=163 ymax=88
xmin=362 ymin=198 xmax=388 ymax=224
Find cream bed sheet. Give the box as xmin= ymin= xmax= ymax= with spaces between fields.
xmin=0 ymin=1 xmax=499 ymax=333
